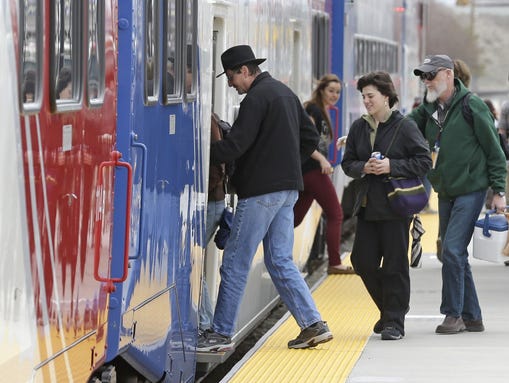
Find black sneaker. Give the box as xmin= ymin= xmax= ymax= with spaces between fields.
xmin=381 ymin=326 xmax=403 ymax=340
xmin=373 ymin=319 xmax=383 ymax=334
xmin=287 ymin=321 xmax=333 ymax=349
xmin=196 ymin=330 xmax=234 ymax=352
xmin=198 ymin=328 xmax=213 ymax=341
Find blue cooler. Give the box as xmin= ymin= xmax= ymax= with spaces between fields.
xmin=473 ymin=211 xmax=509 ymax=263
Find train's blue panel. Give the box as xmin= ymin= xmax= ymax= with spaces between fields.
xmin=331 ymin=0 xmax=346 ymax=166
xmin=108 ymin=1 xmax=203 ymax=381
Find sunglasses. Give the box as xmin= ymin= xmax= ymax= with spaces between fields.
xmin=226 ymin=69 xmax=242 ymax=82
xmin=420 ymin=68 xmax=446 ymax=82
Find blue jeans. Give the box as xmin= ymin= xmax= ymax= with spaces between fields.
xmin=200 ymin=199 xmax=225 ymax=330
xmin=438 ymin=190 xmax=485 ymax=321
xmin=212 ymin=190 xmax=322 ymax=337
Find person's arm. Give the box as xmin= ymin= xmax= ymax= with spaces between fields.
xmin=341 ymin=119 xmax=370 ymax=179
xmin=471 ymin=98 xmax=506 ymax=197
xmin=310 ymin=150 xmax=333 ymax=174
xmin=211 ymin=97 xmax=264 ymax=164
xmin=406 ymin=104 xmax=429 ymax=139
xmin=299 ymin=106 xmax=320 ymax=162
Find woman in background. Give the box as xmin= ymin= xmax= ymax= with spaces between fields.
xmin=294 ymin=74 xmax=354 ymax=275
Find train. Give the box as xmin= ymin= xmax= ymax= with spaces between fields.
xmin=0 ymin=0 xmax=426 ymax=382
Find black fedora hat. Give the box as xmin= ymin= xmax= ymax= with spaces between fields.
xmin=217 ymin=45 xmax=266 ymax=78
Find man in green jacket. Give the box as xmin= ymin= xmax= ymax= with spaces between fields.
xmin=408 ymin=54 xmax=506 ymax=334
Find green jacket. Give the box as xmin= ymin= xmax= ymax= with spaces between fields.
xmin=408 ymin=80 xmax=506 ymax=199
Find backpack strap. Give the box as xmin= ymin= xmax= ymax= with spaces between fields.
xmin=461 ymin=92 xmax=473 ymax=127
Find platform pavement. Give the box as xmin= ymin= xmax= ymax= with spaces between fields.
xmin=347 ymin=204 xmax=509 ymax=383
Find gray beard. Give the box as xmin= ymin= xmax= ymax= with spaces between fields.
xmin=425 ymin=80 xmax=447 ymax=103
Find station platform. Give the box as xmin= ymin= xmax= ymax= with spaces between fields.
xmin=218 ymin=195 xmax=509 ymax=383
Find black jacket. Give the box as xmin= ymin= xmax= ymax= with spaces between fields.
xmin=341 ymin=111 xmax=432 ymax=220
xmin=211 ymin=72 xmax=319 ymax=198
xmin=302 ymin=102 xmax=331 ymax=174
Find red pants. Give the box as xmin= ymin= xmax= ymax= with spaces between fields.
xmin=294 ymin=169 xmax=343 ymax=266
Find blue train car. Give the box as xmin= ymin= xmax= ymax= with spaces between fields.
xmin=104 ymin=0 xmax=202 ymax=381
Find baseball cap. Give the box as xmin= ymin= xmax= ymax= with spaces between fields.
xmin=413 ymin=55 xmax=454 ymax=76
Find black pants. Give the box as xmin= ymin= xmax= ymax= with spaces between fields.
xmin=351 ymin=214 xmax=411 ymax=334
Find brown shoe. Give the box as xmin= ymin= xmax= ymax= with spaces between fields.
xmin=463 ymin=319 xmax=485 ymax=332
xmin=327 ymin=265 xmax=355 ymax=275
xmin=436 ymin=316 xmax=466 ymax=334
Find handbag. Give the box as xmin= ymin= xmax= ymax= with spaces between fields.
xmin=382 ymin=118 xmax=429 ymax=216
xmin=384 ymin=176 xmax=428 ymax=216
xmin=214 ymin=191 xmax=234 ymax=250
xmin=214 ymin=205 xmax=233 ymax=250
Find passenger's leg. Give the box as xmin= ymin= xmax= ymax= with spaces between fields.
xmin=309 ymin=172 xmax=344 ymax=267
xmin=378 ymin=218 xmax=411 ymax=334
xmin=211 ymin=193 xmax=278 ymax=337
xmin=293 ymin=173 xmax=315 ymax=227
xmin=205 ymin=200 xmax=225 ymax=244
xmin=200 ymin=200 xmax=226 ymax=330
xmin=351 ymin=216 xmax=383 ymax=312
xmin=439 ymin=190 xmax=485 ymax=319
xmin=263 ymin=190 xmax=322 ymax=329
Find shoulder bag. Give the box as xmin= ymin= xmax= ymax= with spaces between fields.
xmin=383 ymin=119 xmax=429 ymax=216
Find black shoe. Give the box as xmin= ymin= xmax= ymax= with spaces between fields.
xmin=463 ymin=319 xmax=485 ymax=332
xmin=196 ymin=330 xmax=234 ymax=352
xmin=505 ymin=260 xmax=509 ymax=266
xmin=381 ymin=326 xmax=403 ymax=340
xmin=373 ymin=319 xmax=383 ymax=334
xmin=288 ymin=321 xmax=333 ymax=349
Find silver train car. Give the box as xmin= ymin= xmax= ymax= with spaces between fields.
xmin=0 ymin=0 xmax=425 ymax=381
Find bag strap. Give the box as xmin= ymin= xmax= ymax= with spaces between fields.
xmin=385 ymin=117 xmax=406 ymax=157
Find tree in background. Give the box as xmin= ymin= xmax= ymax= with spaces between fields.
xmin=426 ymin=0 xmax=509 ymax=92
xmin=425 ymin=0 xmax=482 ymax=78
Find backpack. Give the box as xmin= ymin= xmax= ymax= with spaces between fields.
xmin=461 ymin=92 xmax=509 ymax=160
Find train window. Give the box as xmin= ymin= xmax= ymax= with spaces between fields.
xmin=354 ymin=37 xmax=399 ymax=76
xmin=375 ymin=42 xmax=381 ymax=71
xmin=163 ymin=0 xmax=180 ymax=101
xmin=88 ymin=0 xmax=105 ymax=104
xmin=355 ymin=39 xmax=361 ymax=76
xmin=312 ymin=12 xmax=330 ymax=80
xmin=184 ymin=0 xmax=197 ymax=98
xmin=51 ymin=0 xmax=82 ymax=106
xmin=20 ymin=0 xmax=42 ymax=110
xmin=145 ymin=0 xmax=160 ymax=104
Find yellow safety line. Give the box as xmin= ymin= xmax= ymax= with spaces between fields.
xmin=227 ymin=272 xmax=378 ymax=383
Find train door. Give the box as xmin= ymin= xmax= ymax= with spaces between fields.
xmin=15 ymin=1 xmax=118 ymax=381
xmin=109 ymin=0 xmax=201 ymax=381
xmin=201 ymin=15 xmax=227 ymax=334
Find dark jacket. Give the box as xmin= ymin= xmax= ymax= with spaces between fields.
xmin=211 ymin=72 xmax=319 ymax=198
xmin=408 ymin=79 xmax=506 ymax=198
xmin=302 ymin=102 xmax=331 ymax=174
xmin=341 ymin=111 xmax=432 ymax=220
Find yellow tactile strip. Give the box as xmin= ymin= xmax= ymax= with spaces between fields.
xmin=227 ymin=273 xmax=378 ymax=383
